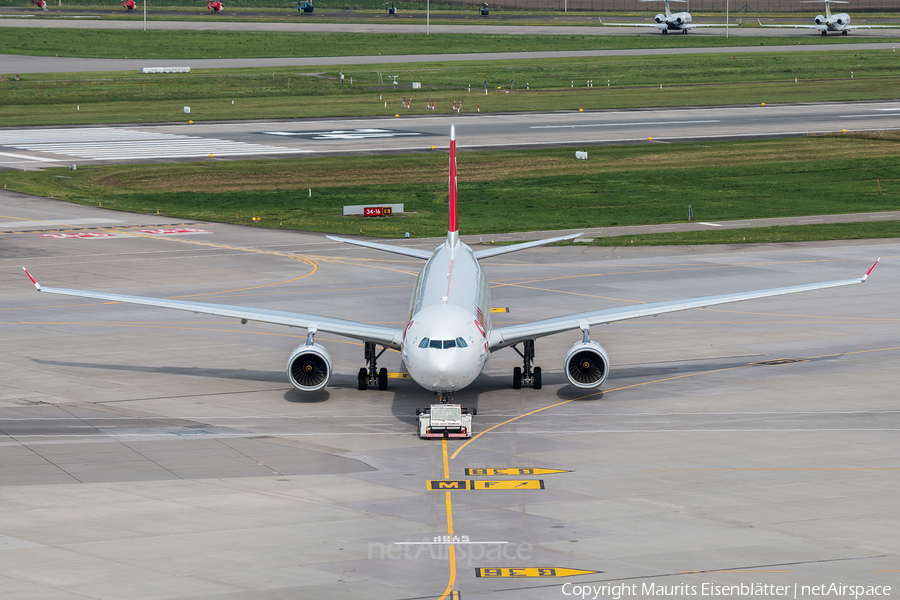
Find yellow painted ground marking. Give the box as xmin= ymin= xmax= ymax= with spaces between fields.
xmin=428 ymin=479 xmax=544 ymax=490
xmin=387 ymin=372 xmax=413 ymax=379
xmin=472 ymin=480 xmax=543 ymax=490
xmin=437 ymin=438 xmax=457 ymax=600
xmin=430 ymin=480 xmax=469 ymax=490
xmin=465 ymin=468 xmax=570 ymax=476
xmin=442 ymin=437 xmax=450 ymax=480
xmin=489 ymin=307 xmax=509 ymax=313
xmin=476 ymin=567 xmax=599 ymax=578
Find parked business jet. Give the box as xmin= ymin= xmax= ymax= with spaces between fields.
xmin=599 ymin=0 xmax=736 ymax=33
xmin=23 ymin=126 xmax=878 ymax=402
xmin=758 ymin=0 xmax=900 ymax=35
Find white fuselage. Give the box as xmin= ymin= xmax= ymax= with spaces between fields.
xmin=401 ymin=232 xmax=491 ymax=393
xmin=659 ymin=10 xmax=692 ymax=28
xmin=821 ymin=12 xmax=851 ymax=29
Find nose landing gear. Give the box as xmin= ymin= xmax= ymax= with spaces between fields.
xmin=358 ymin=341 xmax=389 ymax=391
xmin=511 ymin=339 xmax=542 ymax=390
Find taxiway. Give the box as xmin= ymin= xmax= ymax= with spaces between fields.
xmin=1 ymin=193 xmax=898 ymax=598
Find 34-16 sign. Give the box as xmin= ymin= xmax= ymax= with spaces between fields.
xmin=364 ymin=206 xmax=393 ymax=217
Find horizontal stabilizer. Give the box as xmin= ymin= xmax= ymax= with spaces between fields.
xmin=326 ymin=235 xmax=434 ymax=260
xmin=473 ymin=233 xmax=582 ymax=260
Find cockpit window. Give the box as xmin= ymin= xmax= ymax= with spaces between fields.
xmin=419 ymin=337 xmax=468 ymax=349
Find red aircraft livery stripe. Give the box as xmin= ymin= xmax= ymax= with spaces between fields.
xmin=448 ymin=125 xmax=458 ymax=233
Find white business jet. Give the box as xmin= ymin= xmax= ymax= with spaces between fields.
xmin=759 ymin=0 xmax=900 ymax=35
xmin=599 ymin=0 xmax=736 ymax=34
xmin=23 ymin=126 xmax=878 ymax=402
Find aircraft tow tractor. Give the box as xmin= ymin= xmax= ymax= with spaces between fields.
xmin=417 ymin=404 xmax=475 ymax=439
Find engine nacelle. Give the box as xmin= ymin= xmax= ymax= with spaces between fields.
xmin=564 ymin=340 xmax=610 ymax=389
xmin=814 ymin=14 xmax=825 ymax=24
xmin=654 ymin=13 xmax=665 ymax=22
xmin=287 ymin=343 xmax=332 ymax=391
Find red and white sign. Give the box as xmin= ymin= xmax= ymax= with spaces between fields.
xmin=40 ymin=232 xmax=121 ymax=239
xmin=138 ymin=228 xmax=211 ymax=236
xmin=364 ymin=207 xmax=384 ymax=217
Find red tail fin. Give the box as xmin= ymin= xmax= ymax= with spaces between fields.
xmin=448 ymin=125 xmax=458 ymax=233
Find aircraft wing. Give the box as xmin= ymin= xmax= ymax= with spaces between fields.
xmin=598 ymin=19 xmax=666 ymax=27
xmin=23 ymin=269 xmax=404 ymax=349
xmin=845 ymin=25 xmax=900 ymax=29
xmin=326 ymin=235 xmax=434 ymax=259
xmin=682 ymin=23 xmax=738 ymax=27
xmin=758 ymin=19 xmax=827 ymax=29
xmin=488 ymin=260 xmax=878 ymax=350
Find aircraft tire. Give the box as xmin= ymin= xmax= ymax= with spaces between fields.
xmin=378 ymin=367 xmax=388 ymax=390
xmin=533 ymin=367 xmax=542 ymax=390
xmin=358 ymin=367 xmax=368 ymax=390
xmin=513 ymin=367 xmax=522 ymax=389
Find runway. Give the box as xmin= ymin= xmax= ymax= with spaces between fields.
xmin=3 ymin=100 xmax=900 ymax=168
xmin=0 ymin=192 xmax=898 ymax=598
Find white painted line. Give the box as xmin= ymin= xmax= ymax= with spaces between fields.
xmin=798 ymin=219 xmax=824 ymax=222
xmin=394 ymin=541 xmax=508 ymax=545
xmin=0 ymin=151 xmax=60 ymax=162
xmin=696 ymin=222 xmax=722 ymax=227
xmin=840 ymin=113 xmax=900 ymax=118
xmin=531 ymin=120 xmax=720 ymax=129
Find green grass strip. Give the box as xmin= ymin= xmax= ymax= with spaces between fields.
xmin=2 ymin=136 xmax=898 ymax=240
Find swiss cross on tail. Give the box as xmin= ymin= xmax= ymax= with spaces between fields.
xmin=449 ymin=125 xmax=458 ymax=234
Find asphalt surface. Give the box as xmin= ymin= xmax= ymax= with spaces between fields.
xmin=1 ymin=192 xmax=898 ymax=599
xmin=3 ymin=101 xmax=900 ymax=168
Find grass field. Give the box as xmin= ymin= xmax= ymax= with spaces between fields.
xmin=1 ymin=29 xmax=895 ymax=60
xmin=3 ymin=49 xmax=900 ymax=126
xmin=1 ymin=136 xmax=898 ymax=240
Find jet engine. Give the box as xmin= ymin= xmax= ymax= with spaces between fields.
xmin=655 ymin=13 xmax=666 ymax=22
xmin=834 ymin=15 xmax=845 ymax=24
xmin=564 ymin=340 xmax=610 ymax=389
xmin=287 ymin=343 xmax=332 ymax=391
xmin=814 ymin=14 xmax=825 ymax=24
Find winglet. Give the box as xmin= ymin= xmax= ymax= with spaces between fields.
xmin=448 ymin=125 xmax=458 ymax=234
xmin=23 ymin=267 xmax=42 ymax=291
xmin=863 ymin=258 xmax=881 ymax=282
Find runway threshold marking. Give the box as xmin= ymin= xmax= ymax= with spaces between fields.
xmin=475 ymin=567 xmax=600 ymax=577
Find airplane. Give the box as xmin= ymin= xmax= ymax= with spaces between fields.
xmin=758 ymin=0 xmax=900 ymax=35
xmin=30 ymin=0 xmax=49 ymax=11
xmin=22 ymin=126 xmax=879 ymax=404
xmin=598 ymin=0 xmax=736 ymax=34
xmin=122 ymin=0 xmax=135 ymax=10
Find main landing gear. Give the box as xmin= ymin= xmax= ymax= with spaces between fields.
xmin=511 ymin=339 xmax=542 ymax=390
xmin=358 ymin=341 xmax=389 ymax=391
